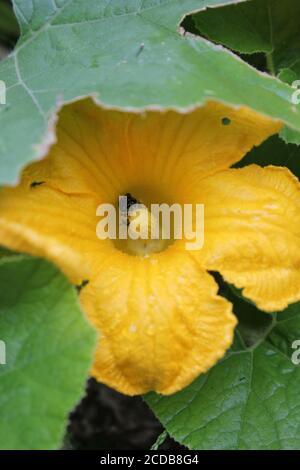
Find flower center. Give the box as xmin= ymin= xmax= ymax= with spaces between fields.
xmin=114 ymin=193 xmax=173 ymax=257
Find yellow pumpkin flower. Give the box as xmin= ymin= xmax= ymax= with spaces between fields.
xmin=1 ymin=98 xmax=299 ymax=396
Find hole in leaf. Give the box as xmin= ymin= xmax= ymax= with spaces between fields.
xmin=30 ymin=181 xmax=45 ymax=188
xmin=222 ymin=117 xmax=231 ymax=126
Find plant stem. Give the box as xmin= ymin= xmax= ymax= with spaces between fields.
xmin=266 ymin=52 xmax=275 ymax=76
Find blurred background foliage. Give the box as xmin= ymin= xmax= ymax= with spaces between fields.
xmin=0 ymin=0 xmax=18 ymax=58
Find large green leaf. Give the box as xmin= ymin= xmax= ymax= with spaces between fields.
xmin=0 ymin=256 xmax=96 ymax=450
xmin=0 ymin=0 xmax=300 ymax=184
xmin=193 ymin=0 xmax=300 ymax=76
xmin=192 ymin=0 xmax=300 ymax=144
xmin=146 ymin=291 xmax=300 ymax=450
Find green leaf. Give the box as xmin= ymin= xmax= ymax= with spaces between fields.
xmin=146 ymin=293 xmax=300 ymax=450
xmin=235 ymin=133 xmax=300 ymax=179
xmin=194 ymin=0 xmax=272 ymax=56
xmin=0 ymin=245 xmax=19 ymax=259
xmin=192 ymin=0 xmax=300 ymax=144
xmin=1 ymin=0 xmax=300 ymax=184
xmin=0 ymin=2 xmax=19 ymax=42
xmin=280 ymin=126 xmax=300 ymax=146
xmin=193 ymin=0 xmax=300 ymax=76
xmin=0 ymin=256 xmax=96 ymax=450
xmin=278 ymin=68 xmax=298 ymax=85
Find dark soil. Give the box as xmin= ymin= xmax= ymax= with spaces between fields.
xmin=66 ymin=378 xmax=185 ymax=451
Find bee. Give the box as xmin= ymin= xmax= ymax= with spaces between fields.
xmin=118 ymin=193 xmax=165 ymax=256
xmin=123 ymin=193 xmax=139 ymax=224
xmin=118 ymin=192 xmax=141 ymax=228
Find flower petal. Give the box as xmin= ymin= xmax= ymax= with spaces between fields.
xmin=0 ymin=180 xmax=105 ymax=283
xmin=23 ymin=98 xmax=281 ymax=204
xmin=200 ymin=165 xmax=300 ymax=312
xmin=80 ymin=250 xmax=236 ymax=395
